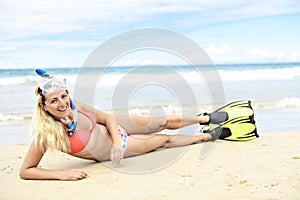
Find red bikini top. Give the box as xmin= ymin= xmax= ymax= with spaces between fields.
xmin=67 ymin=109 xmax=96 ymax=155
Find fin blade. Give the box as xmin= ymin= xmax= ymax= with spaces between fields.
xmin=220 ymin=116 xmax=259 ymax=141
xmin=212 ymin=100 xmax=254 ymax=124
xmin=223 ymin=107 xmax=254 ymax=122
xmin=215 ymin=100 xmax=251 ymax=112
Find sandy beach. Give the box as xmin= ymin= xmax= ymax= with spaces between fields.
xmin=0 ymin=130 xmax=299 ymax=200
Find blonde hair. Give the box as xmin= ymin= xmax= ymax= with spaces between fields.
xmin=30 ymin=86 xmax=68 ymax=153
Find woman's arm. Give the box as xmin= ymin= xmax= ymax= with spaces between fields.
xmin=19 ymin=141 xmax=87 ymax=181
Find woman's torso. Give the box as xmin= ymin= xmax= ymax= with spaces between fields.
xmin=65 ymin=110 xmax=113 ymax=161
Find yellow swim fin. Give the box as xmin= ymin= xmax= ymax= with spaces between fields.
xmin=199 ymin=100 xmax=255 ymax=125
xmin=205 ymin=116 xmax=259 ymax=141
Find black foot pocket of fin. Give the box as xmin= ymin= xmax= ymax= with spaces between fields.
xmin=199 ymin=112 xmax=229 ymax=125
xmin=209 ymin=127 xmax=231 ymax=141
xmin=209 ymin=112 xmax=229 ymax=124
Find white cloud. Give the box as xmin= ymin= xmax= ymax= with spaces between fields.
xmin=0 ymin=40 xmax=97 ymax=50
xmin=0 ymin=0 xmax=151 ymax=39
xmin=247 ymin=49 xmax=300 ymax=62
xmin=0 ymin=0 xmax=300 ymax=68
xmin=206 ymin=45 xmax=234 ymax=55
xmin=112 ymin=59 xmax=163 ymax=67
xmin=205 ymin=45 xmax=300 ymax=63
xmin=0 ymin=0 xmax=299 ymax=39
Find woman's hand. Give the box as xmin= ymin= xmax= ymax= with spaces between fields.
xmin=59 ymin=169 xmax=88 ymax=181
xmin=110 ymin=144 xmax=123 ymax=166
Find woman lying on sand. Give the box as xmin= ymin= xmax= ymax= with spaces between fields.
xmin=19 ymin=70 xmax=234 ymax=181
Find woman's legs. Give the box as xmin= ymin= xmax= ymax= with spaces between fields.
xmin=162 ymin=115 xmax=209 ymax=130
xmin=124 ymin=133 xmax=211 ymax=157
xmin=116 ymin=114 xmax=209 ymax=135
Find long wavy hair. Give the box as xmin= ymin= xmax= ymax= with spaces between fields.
xmin=30 ymin=86 xmax=68 ymax=153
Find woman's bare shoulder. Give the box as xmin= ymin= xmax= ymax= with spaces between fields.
xmin=73 ymin=100 xmax=95 ymax=113
xmin=73 ymin=100 xmax=88 ymax=109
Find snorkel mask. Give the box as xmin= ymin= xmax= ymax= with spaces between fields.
xmin=36 ymin=69 xmax=67 ymax=96
xmin=35 ymin=69 xmax=77 ymax=136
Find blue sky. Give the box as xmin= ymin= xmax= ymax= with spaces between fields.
xmin=0 ymin=0 xmax=300 ymax=69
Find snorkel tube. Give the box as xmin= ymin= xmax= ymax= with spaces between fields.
xmin=35 ymin=68 xmax=52 ymax=78
xmin=62 ymin=97 xmax=78 ymax=136
xmin=35 ymin=68 xmax=78 ymax=136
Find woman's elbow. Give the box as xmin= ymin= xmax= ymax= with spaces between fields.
xmin=19 ymin=171 xmax=26 ymax=180
xmin=19 ymin=168 xmax=31 ymax=180
xmin=19 ymin=169 xmax=27 ymax=179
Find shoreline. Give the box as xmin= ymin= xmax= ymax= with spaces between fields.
xmin=0 ymin=130 xmax=299 ymax=199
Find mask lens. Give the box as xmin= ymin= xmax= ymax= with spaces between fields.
xmin=40 ymin=78 xmax=66 ymax=94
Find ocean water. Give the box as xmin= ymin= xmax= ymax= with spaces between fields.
xmin=0 ymin=63 xmax=300 ymax=143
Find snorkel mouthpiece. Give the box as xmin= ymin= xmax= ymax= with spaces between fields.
xmin=60 ymin=117 xmax=77 ymax=136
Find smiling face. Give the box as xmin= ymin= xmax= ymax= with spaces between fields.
xmin=42 ymin=88 xmax=70 ymax=119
